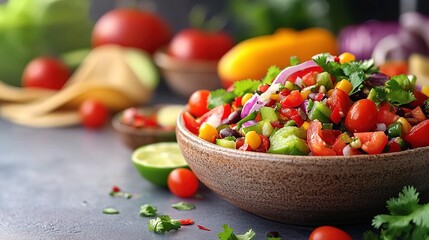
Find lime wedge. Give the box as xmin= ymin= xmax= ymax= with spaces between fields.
xmin=131 ymin=142 xmax=188 ymax=187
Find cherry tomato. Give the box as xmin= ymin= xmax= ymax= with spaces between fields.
xmin=79 ymin=99 xmax=109 ymax=129
xmin=408 ymin=90 xmax=429 ymax=109
xmin=22 ymin=57 xmax=71 ymax=90
xmin=354 ymin=131 xmax=388 ymax=155
xmin=309 ymin=226 xmax=352 ymax=240
xmin=188 ymin=90 xmax=210 ymax=117
xmin=167 ymin=168 xmax=199 ymax=198
xmin=404 ymin=119 xmax=429 ymax=148
xmin=92 ymin=8 xmax=171 ymax=54
xmin=307 ymin=120 xmax=337 ymax=156
xmin=168 ymin=28 xmax=234 ymax=60
xmin=345 ymin=99 xmax=378 ymax=133
xmin=197 ymin=104 xmax=231 ymax=125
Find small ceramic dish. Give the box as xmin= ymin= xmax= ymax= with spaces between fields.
xmin=153 ymin=47 xmax=223 ymax=98
xmin=175 ymin=111 xmax=429 ymax=225
xmin=112 ymin=105 xmax=181 ymax=149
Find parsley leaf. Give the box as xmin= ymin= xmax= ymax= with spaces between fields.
xmin=218 ymin=224 xmax=256 ymax=240
xmin=386 ymin=79 xmax=415 ymax=106
xmin=313 ymin=54 xmax=342 ymax=77
xmin=102 ymin=208 xmax=119 ymax=215
xmin=367 ymin=87 xmax=387 ymax=104
xmin=208 ymin=89 xmax=236 ymax=109
xmin=261 ymin=66 xmax=281 ymax=84
xmin=233 ymin=79 xmax=261 ymax=96
xmin=139 ymin=204 xmax=157 ymax=217
xmin=349 ymin=71 xmax=365 ymax=95
xmin=364 ymin=186 xmax=429 ymax=240
xmin=171 ymin=201 xmax=195 ymax=211
xmin=148 ymin=215 xmax=181 ymax=234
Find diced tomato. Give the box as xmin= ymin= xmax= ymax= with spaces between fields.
xmin=376 ymin=102 xmax=399 ymax=127
xmin=287 ymin=66 xmax=323 ymax=83
xmin=183 ymin=112 xmax=200 ymax=134
xmin=279 ymin=107 xmax=304 ymax=126
xmin=279 ymin=88 xmax=292 ymax=97
xmin=233 ymin=96 xmax=242 ymax=108
xmin=408 ymin=90 xmax=429 ymax=109
xmin=330 ymin=106 xmax=342 ymax=124
xmin=321 ymin=129 xmax=341 ymax=146
xmin=411 ymin=106 xmax=427 ymax=122
xmin=354 ymin=131 xmax=388 ymax=155
xmin=270 ymin=121 xmax=284 ymax=129
xmin=239 ymin=143 xmax=252 ymax=151
xmin=281 ymin=90 xmax=303 ymax=108
xmin=307 ymin=120 xmax=337 ymax=156
xmin=403 ymin=119 xmax=429 ymax=148
xmin=257 ymin=83 xmax=270 ymax=93
xmin=386 ymin=139 xmax=401 ymax=153
xmin=326 ymin=88 xmax=352 ymax=115
xmin=236 ymin=138 xmax=245 ymax=149
xmin=332 ymin=133 xmax=349 ymax=155
xmin=254 ymin=135 xmax=270 ymax=152
xmin=301 ymin=71 xmax=318 ymax=87
xmin=197 ymin=104 xmax=231 ymax=125
xmin=314 ymin=93 xmax=325 ymax=102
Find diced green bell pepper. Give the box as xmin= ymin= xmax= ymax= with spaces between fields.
xmin=387 ymin=122 xmax=402 ymax=138
xmin=316 ymin=71 xmax=334 ymax=90
xmin=268 ymin=134 xmax=309 ymax=155
xmin=308 ymin=101 xmax=332 ymax=123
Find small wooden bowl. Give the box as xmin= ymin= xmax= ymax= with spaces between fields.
xmin=112 ymin=107 xmax=176 ymax=150
xmin=153 ymin=48 xmax=223 ymax=97
xmin=175 ymin=112 xmax=429 ymax=225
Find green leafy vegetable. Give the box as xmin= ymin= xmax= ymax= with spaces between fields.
xmin=386 ymin=78 xmax=416 ymax=106
xmin=102 ymin=208 xmax=119 ymax=215
xmin=139 ymin=204 xmax=157 ymax=217
xmin=289 ymin=56 xmax=300 ymax=66
xmin=261 ymin=66 xmax=281 ymax=84
xmin=148 ymin=215 xmax=181 ymax=234
xmin=363 ymin=186 xmax=429 ymax=240
xmin=218 ymin=224 xmax=256 ymax=240
xmin=171 ymin=201 xmax=196 ymax=211
xmin=265 ymin=231 xmax=282 ymax=240
xmin=367 ymin=87 xmax=387 ymax=104
xmin=233 ymin=79 xmax=261 ymax=96
xmin=313 ymin=53 xmax=378 ymax=96
xmin=208 ymin=89 xmax=236 ymax=109
xmin=109 ymin=191 xmax=133 ymax=199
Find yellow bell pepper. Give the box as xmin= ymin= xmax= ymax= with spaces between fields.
xmin=218 ymin=28 xmax=338 ymax=88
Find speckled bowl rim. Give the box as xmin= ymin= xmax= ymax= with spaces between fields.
xmin=176 ymin=111 xmax=429 ymax=164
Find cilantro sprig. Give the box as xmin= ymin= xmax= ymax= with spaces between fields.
xmin=313 ymin=53 xmax=378 ymax=96
xmin=364 ymin=186 xmax=429 ymax=240
xmin=218 ymin=224 xmax=256 ymax=240
xmin=148 ymin=215 xmax=181 ymax=234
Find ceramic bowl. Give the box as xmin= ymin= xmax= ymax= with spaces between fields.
xmin=112 ymin=107 xmax=176 ymax=150
xmin=175 ymin=112 xmax=429 ymax=225
xmin=153 ymin=47 xmax=223 ymax=98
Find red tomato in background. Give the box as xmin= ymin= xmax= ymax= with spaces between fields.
xmin=168 ymin=29 xmax=234 ymax=60
xmin=345 ymin=99 xmax=378 ymax=133
xmin=92 ymin=8 xmax=172 ymax=54
xmin=309 ymin=226 xmax=352 ymax=240
xmin=22 ymin=57 xmax=71 ymax=90
xmin=379 ymin=60 xmax=408 ymax=77
xmin=167 ymin=168 xmax=199 ymax=198
xmin=188 ymin=90 xmax=210 ymax=117
xmin=79 ymin=99 xmax=109 ymax=129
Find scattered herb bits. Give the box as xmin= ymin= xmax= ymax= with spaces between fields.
xmin=171 ymin=201 xmax=195 ymax=211
xmin=139 ymin=204 xmax=157 ymax=217
xmin=217 ymin=224 xmax=255 ymax=240
xmin=102 ymin=208 xmax=119 ymax=215
xmin=148 ymin=215 xmax=181 ymax=234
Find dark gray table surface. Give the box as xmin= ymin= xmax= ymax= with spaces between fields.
xmin=0 ymin=83 xmax=371 ymax=240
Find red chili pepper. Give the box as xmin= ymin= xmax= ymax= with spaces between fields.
xmin=179 ymin=219 xmax=194 ymax=225
xmin=112 ymin=185 xmax=121 ymax=193
xmin=197 ymin=225 xmax=211 ymax=231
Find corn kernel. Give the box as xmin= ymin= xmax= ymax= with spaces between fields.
xmin=245 ymin=131 xmax=261 ymax=150
xmin=335 ymin=79 xmax=353 ymax=94
xmin=339 ymin=52 xmax=356 ymax=64
xmin=422 ymin=86 xmax=429 ymax=97
xmin=301 ymin=121 xmax=310 ymax=131
xmin=241 ymin=93 xmax=253 ymax=106
xmin=397 ymin=117 xmax=412 ymax=136
xmin=301 ymin=89 xmax=311 ymax=99
xmin=327 ymin=89 xmax=334 ymax=97
xmin=199 ymin=122 xmax=218 ymax=143
xmin=270 ymin=94 xmax=280 ymax=101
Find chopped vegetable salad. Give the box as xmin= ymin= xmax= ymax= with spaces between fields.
xmin=183 ymin=52 xmax=429 ymax=156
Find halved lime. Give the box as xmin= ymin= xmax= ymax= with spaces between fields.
xmin=131 ymin=142 xmax=188 ymax=187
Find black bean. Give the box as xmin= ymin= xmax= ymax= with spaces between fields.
xmin=219 ymin=128 xmax=242 ymax=138
xmin=222 ymin=110 xmax=241 ymax=124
